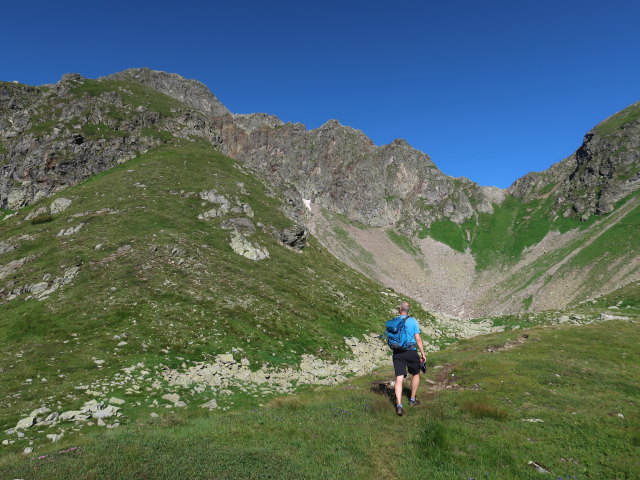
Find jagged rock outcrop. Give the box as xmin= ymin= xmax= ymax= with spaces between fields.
xmin=102 ymin=68 xmax=231 ymax=118
xmin=0 ymin=70 xmax=239 ymax=210
xmin=232 ymin=113 xmax=284 ymax=133
xmin=509 ymin=102 xmax=640 ymax=220
xmin=219 ymin=119 xmax=500 ymax=230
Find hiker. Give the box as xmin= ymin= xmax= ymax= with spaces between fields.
xmin=387 ymin=301 xmax=426 ymax=416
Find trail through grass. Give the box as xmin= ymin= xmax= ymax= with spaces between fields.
xmin=1 ymin=320 xmax=638 ymax=479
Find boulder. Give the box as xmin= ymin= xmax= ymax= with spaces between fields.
xmin=92 ymin=406 xmax=120 ymax=419
xmin=220 ymin=217 xmax=255 ymax=234
xmin=201 ymin=399 xmax=218 ymax=410
xmin=59 ymin=410 xmax=82 ymax=421
xmin=29 ymin=282 xmax=49 ymax=293
xmin=46 ymin=433 xmax=63 ymax=442
xmin=279 ymin=226 xmax=308 ymax=249
xmin=161 ymin=393 xmax=181 ymax=404
xmin=0 ymin=242 xmax=15 ymax=255
xmin=15 ymin=416 xmax=36 ymax=430
xmin=29 ymin=406 xmax=51 ymax=417
xmin=229 ymin=233 xmax=269 ymax=260
xmin=81 ymin=399 xmax=101 ymax=412
xmin=50 ymin=198 xmax=72 ymax=214
xmin=218 ymin=354 xmax=235 ymax=364
xmin=56 ymin=223 xmax=84 ymax=237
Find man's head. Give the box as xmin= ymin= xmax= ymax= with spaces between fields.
xmin=399 ymin=301 xmax=410 ymax=314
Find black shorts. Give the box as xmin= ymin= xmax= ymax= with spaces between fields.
xmin=392 ymin=350 xmax=421 ymax=377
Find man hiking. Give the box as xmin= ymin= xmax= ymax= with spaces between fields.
xmin=387 ymin=301 xmax=426 ymax=416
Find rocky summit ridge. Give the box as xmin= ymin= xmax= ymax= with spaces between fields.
xmin=2 ymin=68 xmax=638 ymax=232
xmin=0 ymin=68 xmax=502 ymax=230
xmin=508 ymin=101 xmax=640 ymax=220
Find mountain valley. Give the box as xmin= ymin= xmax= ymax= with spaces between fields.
xmin=0 ymin=69 xmax=638 ymax=478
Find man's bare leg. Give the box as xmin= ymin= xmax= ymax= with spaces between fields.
xmin=410 ymin=373 xmax=420 ymax=399
xmin=395 ymin=375 xmax=405 ymax=405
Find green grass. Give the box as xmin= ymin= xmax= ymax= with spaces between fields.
xmin=141 ymin=127 xmax=174 ymax=142
xmin=386 ymin=229 xmax=421 ymax=256
xmin=576 ymin=281 xmax=640 ymax=316
xmin=567 ymin=195 xmax=640 ymax=269
xmin=423 ymin=218 xmax=467 ymax=252
xmin=595 ymin=102 xmax=640 ymax=137
xmin=71 ymin=79 xmax=184 ymax=117
xmin=1 ymin=320 xmax=638 ymax=479
xmin=331 ymin=223 xmax=376 ymax=267
xmin=522 ymin=295 xmax=533 ymax=311
xmin=0 ymin=140 xmax=434 ymax=444
xmin=28 ymin=119 xmax=58 ymax=135
xmin=29 ymin=213 xmax=53 ymax=225
xmin=424 ymin=195 xmax=598 ymax=270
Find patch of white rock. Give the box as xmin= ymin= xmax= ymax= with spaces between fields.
xmin=162 ymin=334 xmax=390 ymax=394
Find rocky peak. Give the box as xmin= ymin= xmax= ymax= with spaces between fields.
xmin=60 ymin=73 xmax=83 ymax=83
xmin=232 ymin=113 xmax=284 ymax=133
xmin=101 ymin=68 xmax=230 ymax=118
xmin=508 ymin=101 xmax=640 ymax=220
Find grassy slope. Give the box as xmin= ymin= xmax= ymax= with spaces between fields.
xmin=423 ymin=194 xmax=597 ymax=271
xmin=0 ymin=139 xmax=433 ymax=440
xmin=473 ymin=192 xmax=640 ymax=311
xmin=595 ymin=101 xmax=640 ymax=137
xmin=1 ymin=320 xmax=638 ymax=479
xmin=423 ymin=101 xmax=639 ymax=275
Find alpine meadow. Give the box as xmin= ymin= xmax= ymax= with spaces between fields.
xmin=0 ymin=69 xmax=638 ymax=479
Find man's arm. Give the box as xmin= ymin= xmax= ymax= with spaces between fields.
xmin=415 ymin=333 xmax=426 ymax=363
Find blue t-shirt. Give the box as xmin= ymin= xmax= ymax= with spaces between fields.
xmin=394 ymin=315 xmax=420 ymax=350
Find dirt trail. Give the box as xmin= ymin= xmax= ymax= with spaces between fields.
xmin=372 ymin=333 xmax=530 ymax=401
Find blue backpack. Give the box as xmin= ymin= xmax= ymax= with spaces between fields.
xmin=385 ymin=315 xmax=415 ymax=351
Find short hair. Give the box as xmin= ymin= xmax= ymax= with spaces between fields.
xmin=399 ymin=301 xmax=410 ymax=314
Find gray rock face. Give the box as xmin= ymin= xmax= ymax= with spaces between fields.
xmin=221 ymin=120 xmax=499 ymax=230
xmin=509 ymin=102 xmax=640 ymax=220
xmin=280 ymin=226 xmax=308 ymax=249
xmin=101 ymin=68 xmax=230 ymax=118
xmin=232 ymin=113 xmax=284 ymax=133
xmin=229 ymin=232 xmax=269 ymax=260
xmin=0 ymin=76 xmax=163 ymax=209
xmin=50 ymin=197 xmax=72 ymax=214
xmin=0 ymin=242 xmax=15 ymax=255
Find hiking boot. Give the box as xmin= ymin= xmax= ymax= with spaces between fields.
xmin=409 ymin=399 xmax=421 ymax=407
xmin=396 ymin=405 xmax=405 ymax=416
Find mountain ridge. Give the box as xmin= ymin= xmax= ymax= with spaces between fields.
xmin=1 ymin=67 xmax=639 ymax=317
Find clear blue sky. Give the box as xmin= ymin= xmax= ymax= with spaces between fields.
xmin=2 ymin=0 xmax=639 ymax=188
